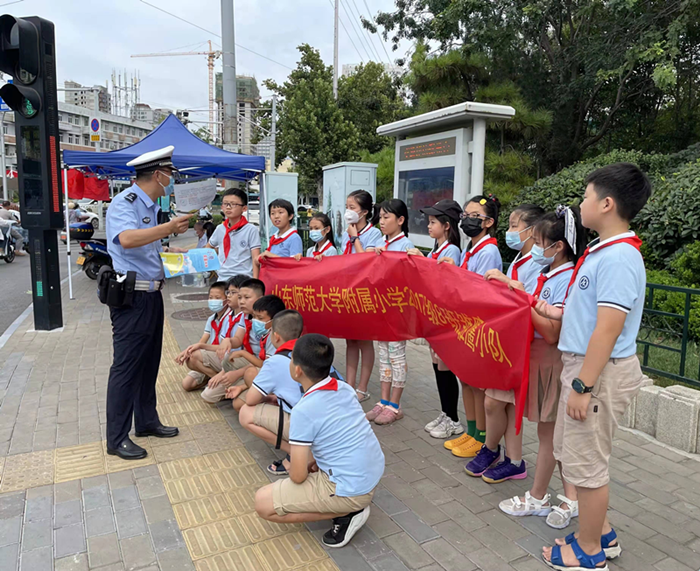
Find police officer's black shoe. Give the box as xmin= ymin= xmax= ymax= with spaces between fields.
xmin=107 ymin=438 xmax=148 ymax=460
xmin=135 ymin=425 xmax=179 ymax=438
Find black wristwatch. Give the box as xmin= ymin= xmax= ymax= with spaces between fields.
xmin=572 ymin=378 xmax=593 ymax=394
xmin=350 ymin=236 xmax=359 ymax=243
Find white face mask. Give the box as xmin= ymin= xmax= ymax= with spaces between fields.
xmin=344 ymin=209 xmax=360 ymax=225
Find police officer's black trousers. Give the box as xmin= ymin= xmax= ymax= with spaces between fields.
xmin=106 ymin=290 xmax=164 ymax=449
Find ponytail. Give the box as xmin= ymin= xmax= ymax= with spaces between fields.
xmin=348 ymin=189 xmax=379 ymax=226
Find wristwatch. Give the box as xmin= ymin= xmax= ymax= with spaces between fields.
xmin=350 ymin=236 xmax=359 ymax=243
xmin=571 ymin=378 xmax=593 ymax=394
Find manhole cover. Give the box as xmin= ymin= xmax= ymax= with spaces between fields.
xmin=174 ymin=293 xmax=209 ymax=301
xmin=171 ymin=308 xmax=211 ymax=321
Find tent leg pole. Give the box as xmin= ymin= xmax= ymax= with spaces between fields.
xmin=63 ymin=167 xmax=74 ymax=300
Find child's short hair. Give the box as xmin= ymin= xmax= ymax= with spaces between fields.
xmin=223 ymin=188 xmax=248 ymax=206
xmin=512 ymin=203 xmax=545 ymax=227
xmin=534 ymin=206 xmax=587 ymax=263
xmin=292 ymin=334 xmax=334 ymax=382
xmin=379 ymin=199 xmax=410 ymax=236
xmin=466 ymin=194 xmax=501 ymax=236
xmin=239 ymin=278 xmax=265 ymax=296
xmin=269 ymin=198 xmax=295 ymax=218
xmin=272 ymin=309 xmax=304 ymax=341
xmin=226 ymin=274 xmax=249 ymax=290
xmin=252 ymin=295 xmax=286 ymax=318
xmin=585 ymin=162 xmax=652 ymax=221
xmin=209 ymin=281 xmax=227 ymax=295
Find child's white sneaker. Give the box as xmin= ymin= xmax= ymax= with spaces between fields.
xmin=499 ymin=491 xmax=551 ymax=517
xmin=424 ymin=412 xmax=446 ymax=433
xmin=546 ymin=495 xmax=579 ymax=529
xmin=429 ymin=417 xmax=463 ymax=439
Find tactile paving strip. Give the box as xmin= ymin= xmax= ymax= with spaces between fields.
xmin=203 ymin=448 xmax=255 ymax=471
xmin=1 ymin=450 xmax=55 ymax=492
xmin=224 ymin=488 xmax=257 ymax=516
xmin=152 ymin=440 xmax=202 ymax=463
xmin=173 ymin=494 xmax=235 ymax=529
xmin=193 ymin=545 xmax=267 ymax=571
xmin=159 ymin=457 xmax=211 ymax=482
xmin=191 ymin=425 xmax=243 ymax=454
xmin=239 ymin=513 xmax=303 ymax=543
xmin=103 ymin=441 xmax=155 ymax=473
xmin=55 ymin=442 xmax=106 ymax=482
xmin=147 ymin=426 xmax=195 ymax=448
xmin=165 ymin=473 xmax=223 ymax=504
xmin=211 ymin=465 xmax=268 ymax=490
xmin=255 ymin=532 xmax=328 ymax=571
xmin=183 ymin=517 xmax=251 ymax=559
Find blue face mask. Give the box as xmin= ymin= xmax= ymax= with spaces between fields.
xmin=252 ymin=318 xmax=269 ymax=337
xmin=505 ymin=226 xmax=532 ymax=251
xmin=208 ymin=299 xmax=225 ymax=312
xmin=158 ymin=171 xmax=175 ymax=196
xmin=531 ymin=243 xmax=557 ymax=266
xmin=309 ymin=230 xmax=324 ymax=243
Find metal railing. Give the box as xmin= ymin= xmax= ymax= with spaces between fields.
xmin=638 ymin=282 xmax=700 ymax=388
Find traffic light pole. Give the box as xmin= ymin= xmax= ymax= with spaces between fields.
xmin=27 ymin=228 xmax=63 ymax=329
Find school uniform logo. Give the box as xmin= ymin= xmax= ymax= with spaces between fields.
xmin=541 ymin=287 xmax=551 ymax=300
xmin=240 ymin=240 xmax=247 ymax=248
xmin=142 ymin=217 xmax=151 ymax=224
xmin=579 ymin=276 xmax=590 ymax=290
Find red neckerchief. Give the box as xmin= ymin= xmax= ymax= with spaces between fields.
xmin=242 ymin=315 xmax=253 ymax=354
xmin=223 ymin=216 xmax=248 ymax=258
xmin=564 ymin=233 xmax=642 ymax=305
xmin=276 ymin=339 xmax=297 ymax=353
xmin=533 ymin=262 xmax=574 ymax=298
xmin=430 ymin=241 xmax=450 ymax=260
xmin=343 ymin=222 xmax=372 ymax=255
xmin=259 ymin=332 xmax=271 ymax=360
xmin=312 ymin=240 xmax=333 ymax=258
xmin=209 ymin=308 xmax=231 ymax=346
xmin=384 ymin=232 xmax=405 ymax=247
xmin=461 ymin=236 xmax=497 ymax=269
xmin=268 ymin=228 xmax=298 ymax=248
xmin=302 ymin=376 xmax=339 ymax=397
xmin=225 ymin=311 xmax=244 ymax=338
xmin=509 ymin=252 xmax=533 ymax=281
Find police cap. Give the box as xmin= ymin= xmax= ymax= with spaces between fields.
xmin=127 ymin=146 xmax=177 ymax=173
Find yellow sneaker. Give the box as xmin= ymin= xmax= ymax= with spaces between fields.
xmin=452 ymin=437 xmax=483 ymax=458
xmin=444 ymin=432 xmax=472 ymax=451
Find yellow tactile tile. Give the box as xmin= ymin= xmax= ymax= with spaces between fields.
xmin=240 ymin=512 xmax=303 ymax=543
xmin=103 ymin=441 xmax=155 ymax=473
xmin=211 ymin=465 xmax=269 ymax=490
xmin=0 ymin=450 xmax=55 ymax=492
xmin=0 ymin=457 xmax=6 ymax=487
xmin=159 ymin=400 xmax=210 ymax=416
xmin=255 ymin=532 xmax=328 ymax=571
xmin=173 ymin=494 xmax=235 ymax=529
xmin=183 ymin=517 xmax=251 ymax=559
xmin=55 ymin=442 xmax=106 ymax=483
xmin=191 ymin=424 xmax=243 ymax=454
xmin=224 ymin=487 xmax=258 ymax=516
xmin=165 ymin=473 xmax=223 ymax=504
xmin=168 ymin=390 xmax=207 ymax=404
xmin=168 ymin=409 xmax=223 ymax=427
xmin=203 ymin=448 xmax=255 ymax=471
xmin=147 ymin=426 xmax=195 ymax=448
xmin=297 ymin=560 xmax=340 ymax=571
xmin=152 ymin=440 xmax=202 ymax=463
xmin=193 ymin=545 xmax=269 ymax=571
xmin=159 ymin=457 xmax=212 ymax=482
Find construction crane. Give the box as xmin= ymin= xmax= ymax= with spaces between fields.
xmin=131 ymin=41 xmax=221 ymax=138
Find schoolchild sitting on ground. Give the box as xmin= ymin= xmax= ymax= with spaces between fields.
xmin=255 ymin=199 xmax=304 ymax=273
xmin=254 ymin=334 xmax=384 ymax=549
xmin=535 ymin=163 xmax=651 ymax=570
xmin=176 ymin=281 xmax=229 ymax=391
xmin=224 ymin=294 xmax=286 ymax=411
xmin=200 ymin=278 xmax=265 ymax=404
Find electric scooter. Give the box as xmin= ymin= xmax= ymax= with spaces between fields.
xmin=77 ymin=239 xmax=112 ymax=280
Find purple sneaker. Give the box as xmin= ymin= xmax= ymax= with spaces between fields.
xmin=464 ymin=445 xmax=500 ymax=477
xmin=482 ymin=457 xmax=527 ymax=484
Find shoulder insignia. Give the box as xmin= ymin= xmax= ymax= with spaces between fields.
xmin=125 ymin=193 xmax=137 ymax=203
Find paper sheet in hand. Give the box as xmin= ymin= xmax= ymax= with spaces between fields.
xmin=173 ymin=179 xmax=217 ymax=213
xmin=160 ymin=248 xmax=220 ymax=278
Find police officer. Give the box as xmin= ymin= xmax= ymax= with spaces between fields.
xmin=105 ymin=145 xmax=190 ymax=459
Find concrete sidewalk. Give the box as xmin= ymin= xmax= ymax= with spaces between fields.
xmin=1 ymin=271 xmax=700 ymax=571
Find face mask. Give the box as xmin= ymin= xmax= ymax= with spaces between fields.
xmin=208 ymin=299 xmax=224 ymax=312
xmin=344 ymin=209 xmax=360 ymax=225
xmin=460 ymin=217 xmax=484 ymax=238
xmin=158 ymin=172 xmax=175 ymax=196
xmin=506 ymin=227 xmax=531 ymax=251
xmin=251 ymin=318 xmax=269 ymax=337
xmin=309 ymin=230 xmax=324 ymax=243
xmin=531 ymin=243 xmax=557 ymax=266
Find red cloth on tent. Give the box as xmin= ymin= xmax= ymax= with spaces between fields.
xmin=83 ymin=177 xmax=109 ymax=201
xmin=63 ymin=169 xmax=84 ymax=199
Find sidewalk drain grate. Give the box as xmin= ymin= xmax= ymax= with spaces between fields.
xmin=171 ymin=308 xmax=211 ymax=321
xmin=174 ymin=293 xmax=209 ymax=301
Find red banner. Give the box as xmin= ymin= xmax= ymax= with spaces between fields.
xmin=84 ymin=176 xmax=109 ymax=201
xmin=260 ymin=252 xmax=534 ymax=430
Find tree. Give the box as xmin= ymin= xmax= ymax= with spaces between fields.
xmin=359 ymin=146 xmax=395 ymax=203
xmin=193 ymin=126 xmax=213 ymax=144
xmin=264 ymin=45 xmax=359 ymax=201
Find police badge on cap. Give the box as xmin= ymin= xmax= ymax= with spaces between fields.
xmin=126 ymin=146 xmax=177 ymax=173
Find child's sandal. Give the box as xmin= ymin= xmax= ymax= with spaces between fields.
xmin=356 ymin=389 xmax=370 ymax=403
xmin=563 ymin=529 xmax=621 ymax=560
xmin=544 ymin=538 xmax=608 ymax=570
xmin=267 ymin=454 xmax=290 ymax=476
xmin=546 ymin=495 xmax=579 ymax=529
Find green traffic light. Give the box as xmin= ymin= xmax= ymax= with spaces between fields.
xmin=22 ymin=97 xmax=36 ymax=118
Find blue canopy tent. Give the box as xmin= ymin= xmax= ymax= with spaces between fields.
xmin=62 ymin=114 xmax=265 ymax=181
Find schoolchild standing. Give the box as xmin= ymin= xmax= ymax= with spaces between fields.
xmin=256 ymin=199 xmax=304 ymax=268
xmin=296 ymin=213 xmax=338 ymax=259
xmin=505 ymin=204 xmax=546 ymax=293
xmin=341 ymin=190 xmax=384 ymax=402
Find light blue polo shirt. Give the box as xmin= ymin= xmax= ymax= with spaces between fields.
xmin=533 ymin=262 xmax=574 ymax=340
xmin=289 ymin=377 xmax=385 ymax=497
xmin=260 ymin=332 xmax=276 ymax=359
xmin=251 ymin=353 xmax=303 ymax=413
xmin=233 ymin=314 xmax=263 ymax=356
xmin=203 ymin=309 xmax=232 ymax=345
xmin=106 ymin=185 xmax=164 ymax=281
xmin=559 ymin=232 xmax=646 ymax=358
xmin=507 ymin=252 xmax=541 ymax=294
xmin=459 ymin=236 xmax=503 ymax=276
xmin=340 ymin=225 xmax=383 ymax=254
xmin=269 ymin=229 xmax=304 ymax=257
xmin=430 ymin=241 xmax=461 ymax=262
xmin=306 ymin=243 xmax=338 ymax=258
xmin=208 ymin=220 xmax=261 ymax=279
xmin=384 ymin=233 xmax=414 ymax=252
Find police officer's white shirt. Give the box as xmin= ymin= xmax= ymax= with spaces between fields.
xmin=208 ymin=221 xmax=261 ymax=279
xmin=106 ymin=185 xmax=164 ymax=281
xmin=558 ymin=232 xmax=646 ymax=359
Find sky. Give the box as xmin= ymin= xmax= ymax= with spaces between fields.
xmin=2 ymin=0 xmax=409 ymax=124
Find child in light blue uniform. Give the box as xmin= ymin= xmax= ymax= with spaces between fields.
xmin=341 ymin=190 xmax=383 ymax=403
xmin=502 ymin=204 xmax=545 ymax=294
xmin=365 ymin=199 xmax=414 ymax=426
xmin=257 ymin=199 xmax=304 ymax=266
xmin=535 ymin=164 xmax=651 ymax=571
xmin=300 ymin=213 xmax=338 ymax=259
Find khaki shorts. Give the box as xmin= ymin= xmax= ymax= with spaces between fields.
xmin=553 ymin=353 xmax=645 ymax=488
xmin=199 ymin=350 xmax=224 ymax=373
xmin=272 ymin=469 xmax=375 ymax=516
xmin=201 ymin=357 xmax=250 ymax=403
xmin=186 ymin=370 xmax=208 ymax=388
xmin=253 ymin=403 xmax=290 ymax=443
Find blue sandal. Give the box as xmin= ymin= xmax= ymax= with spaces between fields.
xmin=564 ymin=529 xmax=621 ymax=560
xmin=544 ymin=538 xmax=608 ymax=570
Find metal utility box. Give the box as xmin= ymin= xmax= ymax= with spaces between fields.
xmin=261 ymin=171 xmax=298 ymax=247
xmin=322 ymin=162 xmax=377 ymax=245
